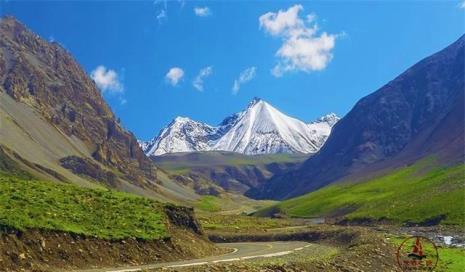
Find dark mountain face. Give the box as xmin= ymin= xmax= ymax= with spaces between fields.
xmin=249 ymin=34 xmax=465 ymax=200
xmin=0 ymin=16 xmax=154 ymax=185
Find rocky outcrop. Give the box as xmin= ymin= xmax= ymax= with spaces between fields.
xmin=59 ymin=156 xmax=118 ymax=187
xmin=164 ymin=204 xmax=204 ymax=235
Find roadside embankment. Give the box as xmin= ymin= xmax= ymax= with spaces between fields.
xmin=0 ymin=174 xmax=224 ymax=272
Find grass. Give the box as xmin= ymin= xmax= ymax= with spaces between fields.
xmin=0 ymin=173 xmax=168 ymax=240
xmin=439 ymin=247 xmax=465 ymax=272
xmin=153 ymin=151 xmax=309 ymax=170
xmin=258 ymin=159 xmax=465 ymax=226
xmin=192 ymin=190 xmax=277 ymax=215
xmin=388 ymin=236 xmax=465 ymax=272
xmin=195 ymin=195 xmax=222 ymax=212
xmin=198 ymin=213 xmax=300 ymax=232
xmin=226 ymin=153 xmax=310 ymax=166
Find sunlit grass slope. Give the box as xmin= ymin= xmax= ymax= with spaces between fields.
xmin=0 ymin=173 xmax=168 ymax=239
xmin=258 ymin=159 xmax=465 ymax=225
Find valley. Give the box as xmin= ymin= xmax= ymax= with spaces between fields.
xmin=0 ymin=4 xmax=464 ymax=272
xmin=152 ymin=151 xmax=308 ymax=196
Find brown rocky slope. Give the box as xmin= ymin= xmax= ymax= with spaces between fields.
xmin=0 ymin=16 xmax=201 ymax=201
xmin=0 ymin=16 xmax=153 ymax=184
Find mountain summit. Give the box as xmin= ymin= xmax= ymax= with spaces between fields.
xmin=141 ymin=99 xmax=339 ymax=156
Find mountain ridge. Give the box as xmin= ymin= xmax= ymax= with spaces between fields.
xmin=140 ymin=98 xmax=339 ymax=156
xmin=249 ymin=34 xmax=465 ymax=200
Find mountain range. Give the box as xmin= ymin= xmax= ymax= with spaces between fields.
xmin=1 ymin=15 xmax=463 ymax=213
xmin=140 ymin=98 xmax=340 ymax=156
xmin=249 ymin=34 xmax=465 ymax=200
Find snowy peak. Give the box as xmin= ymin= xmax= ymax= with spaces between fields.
xmin=247 ymin=97 xmax=264 ymax=108
xmin=313 ymin=113 xmax=340 ymax=126
xmin=140 ymin=99 xmax=340 ymax=156
xmin=213 ymin=99 xmax=319 ymax=154
xmin=173 ymin=116 xmax=194 ymax=123
xmin=143 ymin=116 xmax=219 ymax=156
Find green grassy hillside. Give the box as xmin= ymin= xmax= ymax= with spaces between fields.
xmin=257 ymin=159 xmax=465 ymax=226
xmin=0 ymin=173 xmax=167 ymax=239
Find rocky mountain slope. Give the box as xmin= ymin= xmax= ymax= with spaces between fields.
xmin=142 ymin=98 xmax=339 ymax=156
xmin=250 ymin=34 xmax=465 ymax=200
xmin=0 ymin=16 xmax=198 ymax=202
xmin=152 ymin=151 xmax=309 ymax=195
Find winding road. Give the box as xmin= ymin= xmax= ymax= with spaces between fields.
xmin=73 ymin=241 xmax=311 ymax=272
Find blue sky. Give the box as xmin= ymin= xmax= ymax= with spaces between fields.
xmin=1 ymin=1 xmax=464 ymax=140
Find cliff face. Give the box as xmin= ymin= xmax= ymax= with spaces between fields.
xmin=0 ymin=16 xmax=154 ymax=184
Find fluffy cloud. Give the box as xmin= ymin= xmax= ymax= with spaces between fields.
xmin=232 ymin=67 xmax=257 ymax=94
xmin=166 ymin=67 xmax=185 ymax=86
xmin=194 ymin=6 xmax=211 ymax=17
xmin=193 ymin=66 xmax=213 ymax=91
xmin=259 ymin=5 xmax=338 ymax=77
xmin=90 ymin=66 xmax=123 ymax=93
xmin=259 ymin=5 xmax=303 ymax=36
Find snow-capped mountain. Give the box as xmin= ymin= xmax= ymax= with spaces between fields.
xmin=141 ymin=98 xmax=340 ymax=156
xmin=143 ymin=117 xmax=221 ymax=156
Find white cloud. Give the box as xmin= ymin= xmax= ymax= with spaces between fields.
xmin=166 ymin=67 xmax=185 ymax=86
xmin=193 ymin=66 xmax=213 ymax=91
xmin=194 ymin=6 xmax=211 ymax=17
xmin=259 ymin=5 xmax=338 ymax=77
xmin=154 ymin=0 xmax=186 ymax=23
xmin=232 ymin=67 xmax=257 ymax=95
xmin=156 ymin=9 xmax=167 ymax=21
xmin=154 ymin=0 xmax=168 ymax=23
xmin=90 ymin=65 xmax=123 ymax=93
xmin=259 ymin=5 xmax=303 ymax=36
xmin=460 ymin=0 xmax=465 ymax=8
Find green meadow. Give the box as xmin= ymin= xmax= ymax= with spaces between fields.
xmin=0 ymin=173 xmax=168 ymax=240
xmin=258 ymin=159 xmax=465 ymax=226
